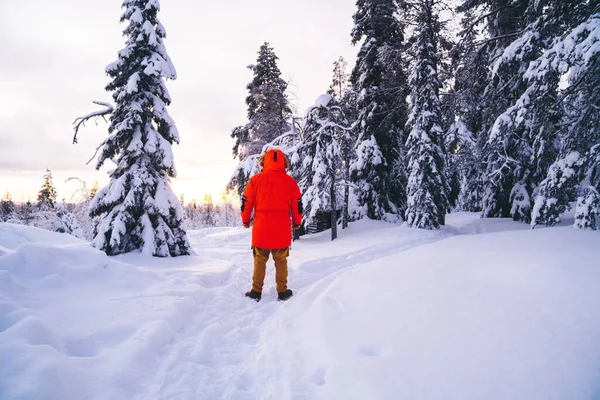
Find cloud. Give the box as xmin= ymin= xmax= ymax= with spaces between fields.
xmin=1 ymin=0 xmax=358 ymax=200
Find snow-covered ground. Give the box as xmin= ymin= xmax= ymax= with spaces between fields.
xmin=1 ymin=213 xmax=599 ymax=400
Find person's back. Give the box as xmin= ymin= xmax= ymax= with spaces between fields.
xmin=241 ymin=148 xmax=302 ymax=302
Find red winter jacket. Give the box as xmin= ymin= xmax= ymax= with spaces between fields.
xmin=241 ymin=149 xmax=302 ymax=249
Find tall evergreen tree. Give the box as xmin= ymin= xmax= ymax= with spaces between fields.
xmin=528 ymin=8 xmax=600 ymax=229
xmin=330 ymin=56 xmax=359 ymax=130
xmin=328 ymin=56 xmax=357 ymax=228
xmin=349 ymin=0 xmax=408 ymax=221
xmin=475 ymin=0 xmax=596 ymax=224
xmin=445 ymin=121 xmax=482 ymax=211
xmin=229 ymin=43 xmax=292 ymax=196
xmin=454 ymin=0 xmax=531 ymax=219
xmin=447 ymin=7 xmax=490 ymax=212
xmin=482 ymin=0 xmax=562 ymax=222
xmin=297 ymin=94 xmax=349 ymax=240
xmin=329 ymin=57 xmax=351 ymax=101
xmin=89 ymin=0 xmax=189 ymax=256
xmin=37 ymin=168 xmax=57 ymax=210
xmin=404 ymin=0 xmax=450 ymax=229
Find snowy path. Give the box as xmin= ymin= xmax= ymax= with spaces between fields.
xmin=1 ymin=214 xmax=600 ymax=400
xmin=127 ymin=220 xmax=454 ymax=399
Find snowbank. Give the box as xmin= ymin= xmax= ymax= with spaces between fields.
xmin=265 ymin=225 xmax=600 ymax=399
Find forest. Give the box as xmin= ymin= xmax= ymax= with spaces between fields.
xmin=231 ymin=0 xmax=599 ymax=236
xmin=1 ymin=0 xmax=598 ymax=256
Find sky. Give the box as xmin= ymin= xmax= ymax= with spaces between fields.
xmin=0 ymin=0 xmax=358 ymax=204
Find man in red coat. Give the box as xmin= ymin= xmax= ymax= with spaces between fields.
xmin=241 ymin=148 xmax=302 ymax=302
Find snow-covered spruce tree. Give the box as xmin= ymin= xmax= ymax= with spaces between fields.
xmin=480 ymin=0 xmax=596 ymax=224
xmin=329 ymin=57 xmax=351 ymax=101
xmin=183 ymin=199 xmax=199 ymax=229
xmin=418 ymin=1 xmax=459 ymax=211
xmin=480 ymin=0 xmax=573 ymax=222
xmin=0 ymin=193 xmax=15 ymax=222
xmin=329 ymin=56 xmax=359 ymax=130
xmin=201 ymin=194 xmax=216 ymax=227
xmin=297 ymin=94 xmax=349 ymax=240
xmin=529 ymin=10 xmax=600 ymax=229
xmin=404 ymin=0 xmax=449 ymax=229
xmin=218 ymin=191 xmax=237 ymax=227
xmin=575 ymin=145 xmax=600 ymax=230
xmin=20 ymin=199 xmax=34 ymax=225
xmin=229 ymin=43 xmax=292 ymax=196
xmin=328 ymin=56 xmax=357 ymax=228
xmin=89 ymin=0 xmax=189 ymax=256
xmin=349 ymin=0 xmax=408 ymax=221
xmin=446 ymin=7 xmax=491 ymax=212
xmin=445 ymin=121 xmax=483 ymax=211
xmin=454 ymin=0 xmax=531 ymax=219
xmin=37 ymin=168 xmax=57 ymax=210
xmin=54 ymin=201 xmax=82 ymax=236
xmin=33 ymin=170 xmax=77 ymax=234
xmin=64 ymin=178 xmax=96 ymax=240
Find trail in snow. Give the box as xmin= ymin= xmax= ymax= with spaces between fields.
xmin=127 ymin=219 xmax=454 ymax=399
xmin=124 ymin=213 xmax=534 ymax=399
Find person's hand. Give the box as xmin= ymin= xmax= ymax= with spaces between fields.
xmin=243 ymin=222 xmax=251 ymax=228
xmin=292 ymin=223 xmax=301 ymax=231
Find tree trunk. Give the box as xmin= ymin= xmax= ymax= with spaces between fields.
xmin=343 ymin=163 xmax=349 ymax=229
xmin=331 ymin=170 xmax=338 ymax=241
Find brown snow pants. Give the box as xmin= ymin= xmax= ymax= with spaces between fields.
xmin=252 ymin=247 xmax=289 ymax=293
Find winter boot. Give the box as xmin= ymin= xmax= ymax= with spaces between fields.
xmin=245 ymin=290 xmax=261 ymax=302
xmin=277 ymin=289 xmax=293 ymax=301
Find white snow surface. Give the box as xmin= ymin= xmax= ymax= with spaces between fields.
xmin=1 ymin=214 xmax=600 ymax=400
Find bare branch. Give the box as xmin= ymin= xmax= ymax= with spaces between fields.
xmin=86 ymin=138 xmax=109 ymax=166
xmin=72 ymin=101 xmax=114 ymax=144
xmin=65 ymin=177 xmax=87 ymax=186
xmin=65 ymin=177 xmax=89 ymax=202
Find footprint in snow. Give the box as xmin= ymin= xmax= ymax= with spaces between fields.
xmin=358 ymin=345 xmax=381 ymax=357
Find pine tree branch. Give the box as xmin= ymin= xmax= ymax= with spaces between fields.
xmin=473 ymin=31 xmax=524 ymax=49
xmin=335 ymin=180 xmax=360 ymax=190
xmin=460 ymin=3 xmax=523 ymax=39
xmin=72 ymin=101 xmax=114 ymax=144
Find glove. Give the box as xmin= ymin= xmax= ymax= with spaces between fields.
xmin=243 ymin=222 xmax=251 ymax=228
xmin=292 ymin=223 xmax=301 ymax=231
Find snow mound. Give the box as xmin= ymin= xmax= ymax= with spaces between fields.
xmin=258 ymin=226 xmax=600 ymax=400
xmin=0 ymin=225 xmax=155 ymax=291
xmin=0 ymin=223 xmax=164 ymax=399
xmin=0 ymin=222 xmax=84 ymax=251
xmin=0 ymin=223 xmax=233 ymax=400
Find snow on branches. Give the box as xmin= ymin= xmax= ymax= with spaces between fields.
xmin=79 ymin=0 xmax=190 ymax=256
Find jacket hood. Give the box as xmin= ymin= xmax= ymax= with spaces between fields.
xmin=261 ymin=149 xmax=289 ymax=172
